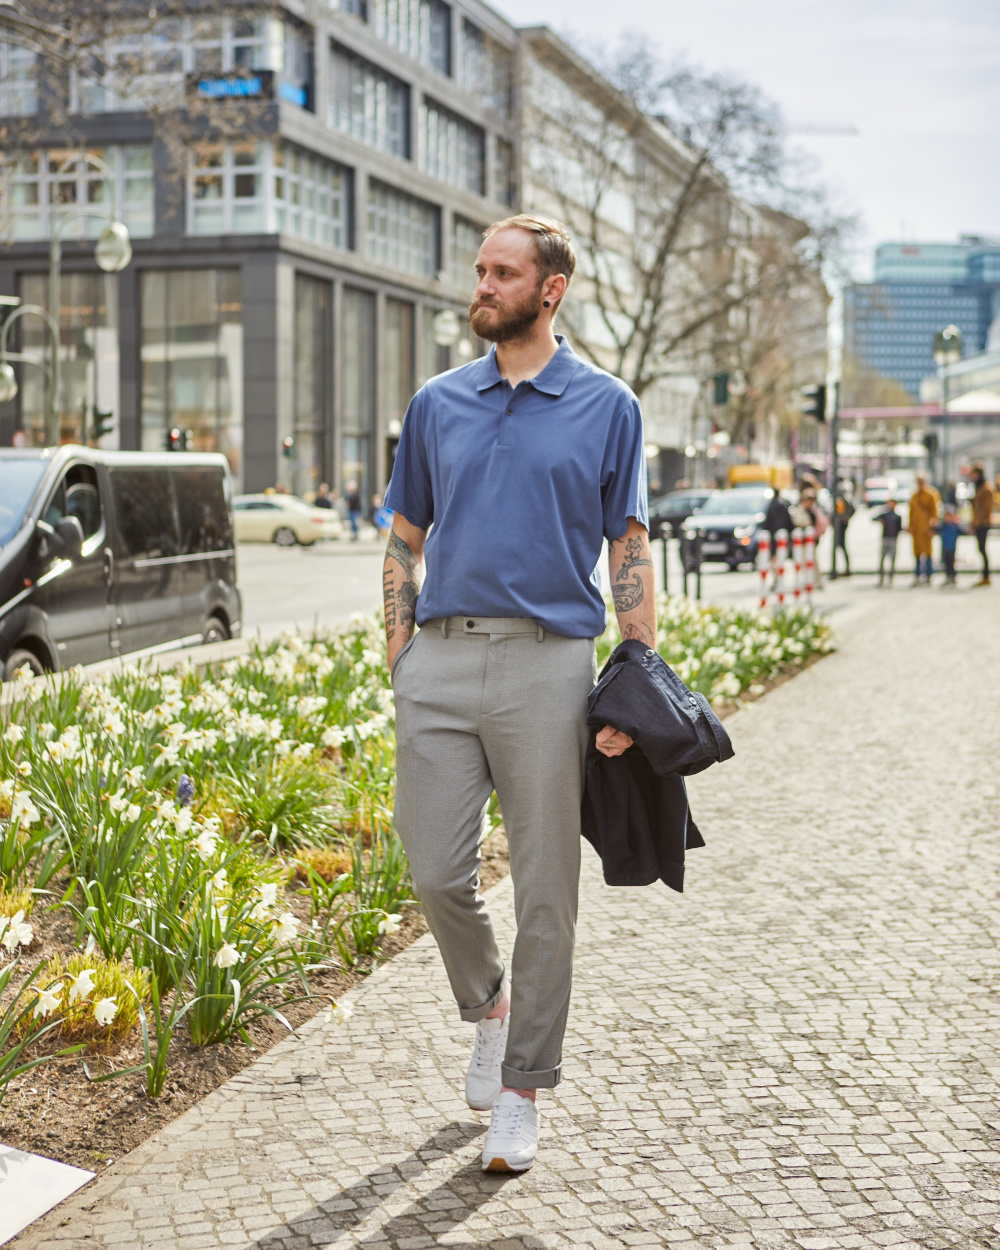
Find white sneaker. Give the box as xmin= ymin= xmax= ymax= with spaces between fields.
xmin=465 ymin=1013 xmax=509 ymax=1110
xmin=481 ymin=1090 xmax=539 ymax=1172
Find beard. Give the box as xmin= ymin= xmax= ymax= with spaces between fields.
xmin=469 ymin=286 xmax=543 ymax=343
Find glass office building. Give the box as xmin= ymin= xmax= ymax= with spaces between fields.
xmin=844 ymin=236 xmax=1000 ymax=401
xmin=0 ymin=1 xmax=517 ymax=495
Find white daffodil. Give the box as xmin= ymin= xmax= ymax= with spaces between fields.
xmin=123 ymin=766 xmax=144 ymax=788
xmin=1 ymin=909 xmax=34 ymax=952
xmin=2 ymin=723 xmax=24 ymax=744
xmin=328 ymin=1000 xmax=353 ymax=1025
xmin=213 ymin=942 xmax=240 ymax=968
xmin=10 ymin=791 xmax=40 ymax=828
xmin=93 ymin=996 xmax=119 ymax=1027
xmin=377 ymin=913 xmax=402 ymax=937
xmin=33 ymin=984 xmax=63 ymax=1019
xmin=259 ymin=882 xmax=279 ymax=909
xmin=211 ymin=867 xmax=227 ymax=891
xmin=108 ymin=792 xmax=128 ymax=813
xmin=272 ymin=912 xmax=298 ymax=945
xmin=193 ymin=827 xmax=218 ymax=861
xmin=126 ymin=803 xmax=142 ymax=823
xmin=68 ymin=967 xmax=97 ymax=1005
xmin=173 ymin=807 xmax=193 ymax=836
xmin=14 ymin=759 xmax=31 ymax=777
xmin=84 ymin=932 xmax=97 ymax=956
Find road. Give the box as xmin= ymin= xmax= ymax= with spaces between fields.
xmin=236 ymin=508 xmax=998 ymax=636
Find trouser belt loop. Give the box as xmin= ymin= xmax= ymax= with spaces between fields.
xmin=441 ymin=617 xmax=449 ymax=638
xmin=537 ymin=623 xmax=545 ymax=642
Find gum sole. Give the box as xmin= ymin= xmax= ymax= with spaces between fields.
xmin=483 ymin=1156 xmax=533 ymax=1173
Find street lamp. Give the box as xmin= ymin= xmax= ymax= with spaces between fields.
xmin=932 ymin=325 xmax=963 ymax=492
xmin=0 ymin=303 xmax=62 ymax=430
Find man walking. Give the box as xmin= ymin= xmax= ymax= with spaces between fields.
xmin=833 ymin=488 xmax=855 ymax=576
xmin=970 ymin=464 xmax=994 ymax=586
xmin=382 ymin=215 xmax=653 ymax=1173
xmin=908 ymin=474 xmax=939 ymax=585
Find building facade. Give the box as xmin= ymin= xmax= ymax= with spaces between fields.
xmin=844 ymin=235 xmax=1000 ymax=403
xmin=0 ymin=0 xmax=518 ymax=495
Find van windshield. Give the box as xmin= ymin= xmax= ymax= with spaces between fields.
xmin=0 ymin=458 xmax=48 ymax=546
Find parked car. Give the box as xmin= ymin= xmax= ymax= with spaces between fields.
xmin=647 ymin=488 xmax=713 ymax=541
xmin=0 ymin=446 xmax=241 ymax=680
xmin=233 ymin=494 xmax=343 ymax=545
xmin=863 ymin=476 xmax=898 ymax=508
xmin=681 ymin=489 xmax=773 ymax=570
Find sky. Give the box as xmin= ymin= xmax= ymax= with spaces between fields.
xmin=499 ymin=0 xmax=1000 ymax=284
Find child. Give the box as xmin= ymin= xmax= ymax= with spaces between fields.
xmin=937 ymin=507 xmax=965 ymax=586
xmin=873 ymin=498 xmax=903 ymax=586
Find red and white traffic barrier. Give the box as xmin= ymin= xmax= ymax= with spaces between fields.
xmin=757 ymin=528 xmax=814 ymax=611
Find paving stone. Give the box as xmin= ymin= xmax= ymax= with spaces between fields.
xmin=10 ymin=586 xmax=1000 ymax=1249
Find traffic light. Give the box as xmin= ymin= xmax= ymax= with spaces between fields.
xmin=922 ymin=432 xmax=939 ymax=455
xmin=92 ymin=408 xmax=114 ymax=442
xmin=282 ymin=435 xmax=295 ymax=459
xmin=166 ymin=427 xmax=192 ymax=451
xmin=801 ymin=384 xmax=826 ymax=422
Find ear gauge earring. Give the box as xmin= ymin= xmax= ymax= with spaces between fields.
xmin=543 ymin=300 xmax=551 ymax=308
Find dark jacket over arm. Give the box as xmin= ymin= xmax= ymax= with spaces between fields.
xmin=581 ymin=640 xmax=735 ymax=892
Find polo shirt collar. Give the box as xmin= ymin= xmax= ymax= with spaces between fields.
xmin=474 ymin=335 xmax=580 ymax=396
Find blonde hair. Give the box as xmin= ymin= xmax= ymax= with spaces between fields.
xmin=483 ymin=214 xmax=577 ymax=301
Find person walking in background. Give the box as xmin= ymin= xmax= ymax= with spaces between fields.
xmin=833 ymin=489 xmax=855 ymax=576
xmin=345 ymin=480 xmax=362 ymax=541
xmin=970 ymin=464 xmax=994 ymax=586
xmin=314 ymin=483 xmax=334 ymax=509
xmin=763 ymin=489 xmax=794 ymax=583
xmin=908 ymin=474 xmax=939 ymax=585
xmin=937 ymin=507 xmax=964 ymax=586
xmin=873 ymin=497 xmax=904 ymax=586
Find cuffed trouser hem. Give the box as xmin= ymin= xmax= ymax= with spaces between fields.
xmin=458 ymin=973 xmax=506 ymax=1023
xmin=501 ymin=1061 xmax=561 ymax=1091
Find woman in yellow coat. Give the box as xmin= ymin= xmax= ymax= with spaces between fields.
xmin=908 ymin=474 xmax=940 ymax=584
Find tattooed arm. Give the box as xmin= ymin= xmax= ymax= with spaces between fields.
xmin=596 ymin=517 xmax=657 ymax=758
xmin=383 ymin=513 xmax=426 ymax=672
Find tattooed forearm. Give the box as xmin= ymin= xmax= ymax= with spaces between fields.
xmin=623 ymin=622 xmax=654 ymax=645
xmin=616 ymin=535 xmax=652 ymax=582
xmin=612 ymin=574 xmax=645 ymax=612
xmin=382 ymin=564 xmax=398 ymax=632
xmin=386 ymin=531 xmax=417 ymax=577
xmin=396 ymin=579 xmax=417 ymax=630
xmin=383 ymin=527 xmax=424 ymax=671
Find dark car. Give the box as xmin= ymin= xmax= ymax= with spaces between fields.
xmin=647 ymin=489 xmax=713 ymax=541
xmin=0 ymin=446 xmax=241 ymax=680
xmin=681 ymin=489 xmax=773 ymax=570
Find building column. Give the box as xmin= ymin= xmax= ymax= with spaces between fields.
xmin=242 ymin=252 xmax=281 ymax=493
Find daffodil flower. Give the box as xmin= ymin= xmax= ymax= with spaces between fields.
xmin=15 ymin=760 xmax=31 ymax=777
xmin=0 ymin=909 xmax=34 ymax=951
xmin=68 ymin=968 xmax=97 ymax=1005
xmin=377 ymin=914 xmax=402 ymax=936
xmin=272 ymin=912 xmax=298 ymax=945
xmin=94 ymin=996 xmax=119 ymax=1027
xmin=214 ymin=942 xmax=240 ymax=968
xmin=33 ymin=985 xmax=63 ymax=1019
xmin=328 ymin=1000 xmax=353 ymax=1025
xmin=2 ymin=724 xmax=24 ymax=744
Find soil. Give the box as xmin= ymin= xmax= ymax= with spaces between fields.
xmin=0 ymin=828 xmax=511 ymax=1173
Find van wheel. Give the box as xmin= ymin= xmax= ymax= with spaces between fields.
xmin=3 ymin=647 xmax=46 ymax=681
xmin=273 ymin=527 xmax=297 ymax=547
xmin=202 ymin=616 xmax=229 ymax=646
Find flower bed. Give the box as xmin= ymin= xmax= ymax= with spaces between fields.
xmin=0 ymin=599 xmax=834 ymax=1167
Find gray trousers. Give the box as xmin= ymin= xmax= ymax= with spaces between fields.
xmin=391 ymin=616 xmax=596 ymax=1089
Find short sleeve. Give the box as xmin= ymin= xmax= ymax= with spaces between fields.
xmin=384 ymin=389 xmax=433 ymax=530
xmin=600 ymin=397 xmax=648 ymax=540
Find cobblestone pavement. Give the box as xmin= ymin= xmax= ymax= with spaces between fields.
xmin=15 ymin=584 xmax=1000 ymax=1250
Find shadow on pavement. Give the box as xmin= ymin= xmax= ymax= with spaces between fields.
xmin=249 ymin=1120 xmax=525 ymax=1249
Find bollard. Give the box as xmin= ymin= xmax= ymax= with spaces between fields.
xmin=775 ymin=531 xmax=788 ymax=608
xmin=758 ymin=534 xmax=770 ymax=610
xmin=803 ymin=526 xmax=815 ymax=602
xmin=791 ymin=530 xmax=803 ymax=602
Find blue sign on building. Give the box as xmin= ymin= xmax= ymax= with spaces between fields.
xmin=186 ymin=70 xmax=275 ymax=101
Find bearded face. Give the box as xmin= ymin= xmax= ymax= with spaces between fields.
xmin=469 ymin=280 xmax=544 ymax=343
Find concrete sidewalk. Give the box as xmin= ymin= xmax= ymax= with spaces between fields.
xmin=14 ymin=583 xmax=1000 ymax=1250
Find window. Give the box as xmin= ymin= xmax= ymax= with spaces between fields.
xmin=340 ymin=0 xmax=368 ymax=16
xmin=329 ymin=45 xmax=410 ymax=159
xmin=189 ymin=142 xmax=266 ymax=233
xmin=175 ymin=469 xmax=233 ymax=554
xmin=365 ymin=180 xmax=438 ymax=277
xmin=341 ymin=287 xmax=376 ymax=505
xmin=493 ymin=138 xmax=514 ymax=206
xmin=140 ymin=269 xmax=244 ymax=487
xmin=451 ymin=216 xmax=483 ymax=287
xmin=457 ymin=21 xmax=511 ymax=115
xmin=294 ymin=275 xmax=332 ymax=495
xmin=42 ymin=466 xmax=103 ymax=547
xmin=1 ymin=146 xmax=154 ymax=240
xmin=75 ymin=20 xmax=184 ymax=113
xmin=0 ymin=38 xmax=38 ymax=116
xmin=274 ymin=145 xmax=350 ymax=248
xmin=371 ymin=0 xmax=450 ymax=74
xmin=384 ymin=299 xmax=414 ymax=425
xmin=421 ymin=99 xmax=484 ymax=195
xmin=110 ymin=471 xmax=180 ymax=560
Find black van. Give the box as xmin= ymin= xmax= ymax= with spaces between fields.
xmin=0 ymin=446 xmax=241 ymax=679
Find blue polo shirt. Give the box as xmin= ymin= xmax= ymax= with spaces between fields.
xmin=384 ymin=336 xmax=648 ymax=638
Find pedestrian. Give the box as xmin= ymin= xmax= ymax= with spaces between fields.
xmin=832 ymin=489 xmax=855 ymax=576
xmin=345 ymin=479 xmax=362 ymax=541
xmin=382 ymin=214 xmax=651 ymax=1173
xmin=908 ymin=474 xmax=939 ymax=585
xmin=873 ymin=497 xmax=903 ymax=585
xmin=763 ymin=489 xmax=794 ymax=575
xmin=314 ymin=482 xmax=334 ymax=509
xmin=372 ymin=493 xmax=393 ymax=538
xmin=969 ymin=464 xmax=994 ymax=586
xmin=796 ymin=489 xmax=825 ymax=588
xmin=937 ymin=506 xmax=964 ymax=586
xmin=330 ymin=488 xmax=347 ymax=521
